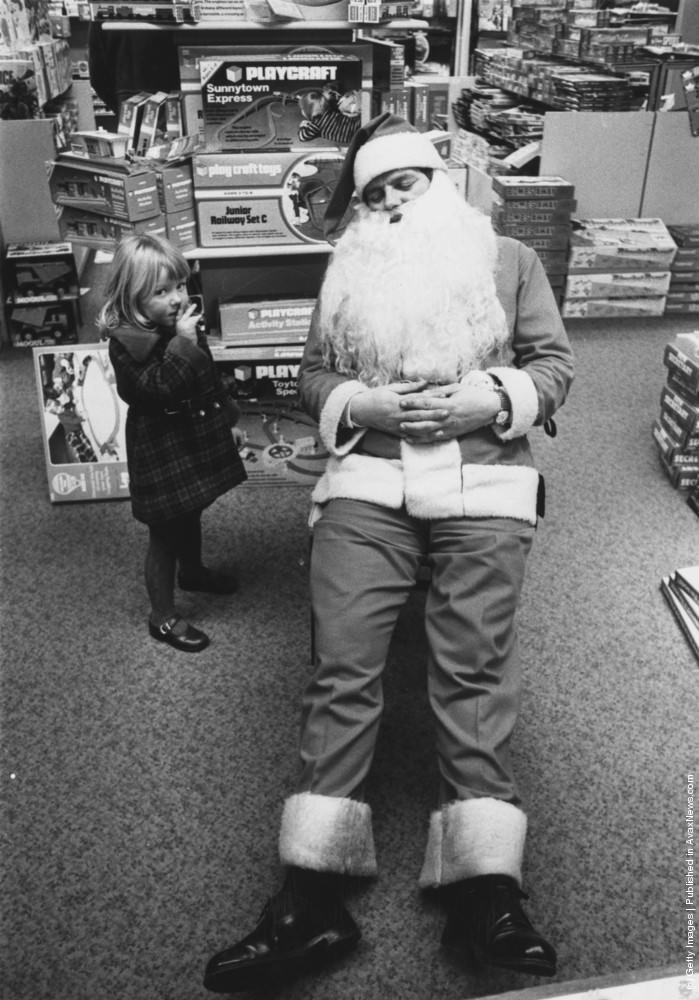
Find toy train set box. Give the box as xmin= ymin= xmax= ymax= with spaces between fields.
xmin=193 ymin=149 xmax=344 ymax=247
xmin=215 ymin=354 xmax=328 ymax=487
xmin=199 ymin=53 xmax=363 ymax=152
xmin=33 ymin=344 xmax=131 ymax=504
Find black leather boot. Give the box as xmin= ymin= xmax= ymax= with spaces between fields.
xmin=203 ymin=867 xmax=361 ymax=993
xmin=441 ymin=874 xmax=556 ymax=977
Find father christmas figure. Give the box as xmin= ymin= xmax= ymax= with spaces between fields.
xmin=203 ymin=113 xmax=574 ymax=993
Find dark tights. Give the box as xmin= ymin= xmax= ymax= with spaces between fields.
xmin=146 ymin=509 xmax=203 ymax=626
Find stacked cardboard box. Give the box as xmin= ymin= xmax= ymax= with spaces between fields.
xmin=490 ymin=175 xmax=576 ymax=304
xmin=561 ymin=218 xmax=676 ymax=318
xmin=665 ymin=225 xmax=699 ymax=316
xmin=206 ymin=295 xmax=326 ymax=485
xmin=653 ymin=331 xmax=699 ymax=491
xmin=209 ymin=296 xmax=315 ymax=361
xmin=49 ymin=152 xmax=196 ymax=252
xmin=4 ymin=242 xmax=81 ymax=348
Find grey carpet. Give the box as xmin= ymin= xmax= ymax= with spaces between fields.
xmin=1 ymin=283 xmax=697 ymax=999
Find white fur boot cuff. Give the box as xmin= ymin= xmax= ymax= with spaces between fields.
xmin=279 ymin=792 xmax=378 ymax=876
xmin=419 ymin=797 xmax=527 ymax=888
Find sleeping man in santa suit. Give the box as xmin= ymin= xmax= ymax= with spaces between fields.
xmin=203 ymin=113 xmax=575 ymax=994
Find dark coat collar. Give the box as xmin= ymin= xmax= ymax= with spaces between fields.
xmin=109 ymin=326 xmax=168 ymax=363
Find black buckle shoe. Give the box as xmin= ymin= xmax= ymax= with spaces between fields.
xmin=441 ymin=874 xmax=556 ymax=978
xmin=203 ymin=889 xmax=360 ymax=993
xmin=148 ymin=616 xmax=209 ymax=653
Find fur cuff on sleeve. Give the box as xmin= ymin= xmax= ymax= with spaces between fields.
xmin=487 ymin=366 xmax=539 ymax=441
xmin=279 ymin=792 xmax=378 ymax=876
xmin=319 ymin=382 xmax=369 ymax=456
xmin=419 ymin=797 xmax=527 ymax=888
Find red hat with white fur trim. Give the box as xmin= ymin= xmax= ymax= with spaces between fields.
xmin=323 ymin=112 xmax=447 ymax=242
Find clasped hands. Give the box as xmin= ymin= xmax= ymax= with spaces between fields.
xmin=349 ymin=379 xmax=501 ymax=446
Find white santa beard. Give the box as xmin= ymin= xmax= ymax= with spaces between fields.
xmin=319 ymin=172 xmax=510 ymax=387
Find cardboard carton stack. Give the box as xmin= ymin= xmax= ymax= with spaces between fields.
xmin=665 ymin=225 xmax=699 ymax=316
xmin=653 ymin=331 xmax=699 ymax=492
xmin=4 ymin=242 xmax=80 ymax=348
xmin=205 ymin=295 xmax=329 ymax=487
xmin=490 ymin=175 xmax=576 ymax=304
xmin=561 ymin=218 xmax=676 ymax=318
xmin=49 ymin=151 xmax=196 ymax=252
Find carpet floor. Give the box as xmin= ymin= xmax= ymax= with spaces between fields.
xmin=0 ymin=264 xmax=697 ymax=1000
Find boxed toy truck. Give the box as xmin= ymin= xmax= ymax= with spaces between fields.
xmin=5 ymin=242 xmax=79 ymax=304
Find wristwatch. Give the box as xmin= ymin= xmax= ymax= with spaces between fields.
xmin=492 ymin=383 xmax=512 ymax=427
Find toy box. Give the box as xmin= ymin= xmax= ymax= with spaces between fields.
xmin=57 ymin=206 xmax=166 ymax=249
xmin=561 ymin=296 xmax=667 ymax=318
xmin=218 ymin=296 xmax=315 ymax=343
xmin=164 ymin=207 xmax=198 ymax=252
xmin=5 ymin=242 xmax=79 ymax=304
xmin=568 ymin=218 xmax=677 ymax=272
xmin=117 ymin=90 xmax=152 ymax=153
xmin=153 ymin=159 xmax=194 ymax=213
xmin=178 ymin=42 xmax=372 ymax=141
xmin=199 ymin=53 xmax=363 ymax=151
xmin=10 ymin=301 xmax=79 ymax=347
xmin=33 ymin=344 xmax=131 ymax=504
xmin=664 ymin=334 xmax=699 ymax=396
xmin=193 ymin=149 xmax=344 ymax=247
xmin=661 ymin=384 xmax=699 ymax=435
xmin=491 ymin=175 xmax=575 ymax=200
xmin=564 ymin=271 xmax=671 ymax=299
xmin=68 ymin=130 xmax=130 ymax=159
xmin=49 ymin=156 xmax=161 ymax=222
xmin=215 ymin=355 xmax=328 ymax=487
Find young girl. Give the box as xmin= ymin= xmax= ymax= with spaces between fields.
xmin=97 ymin=234 xmax=247 ymax=653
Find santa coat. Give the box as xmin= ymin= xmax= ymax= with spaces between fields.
xmin=108 ymin=325 xmax=246 ymax=525
xmin=299 ymin=236 xmax=574 ymax=525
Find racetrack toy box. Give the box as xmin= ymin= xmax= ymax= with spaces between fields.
xmin=193 ymin=149 xmax=344 ymax=246
xmin=33 ymin=344 xmax=130 ymax=504
xmin=199 ymin=53 xmax=363 ymax=152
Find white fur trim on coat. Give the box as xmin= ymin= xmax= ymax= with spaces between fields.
xmin=319 ymin=381 xmax=369 ymax=456
xmin=419 ymin=797 xmax=527 ymax=888
xmin=279 ymin=792 xmax=378 ymax=876
xmin=460 ymin=463 xmax=539 ymax=523
xmin=401 ymin=439 xmax=466 ymax=518
xmin=312 ymin=452 xmax=539 ymax=525
xmin=487 ymin=366 xmax=539 ymax=441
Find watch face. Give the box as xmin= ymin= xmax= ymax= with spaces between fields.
xmin=495 ymin=409 xmax=509 ymax=425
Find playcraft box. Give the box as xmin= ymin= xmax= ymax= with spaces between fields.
xmin=215 ymin=355 xmax=328 ymax=487
xmin=193 ymin=149 xmax=344 ymax=247
xmin=199 ymin=53 xmax=363 ymax=152
xmin=33 ymin=344 xmax=130 ymax=504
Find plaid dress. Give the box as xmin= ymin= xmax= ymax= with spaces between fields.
xmin=108 ymin=324 xmax=246 ymax=525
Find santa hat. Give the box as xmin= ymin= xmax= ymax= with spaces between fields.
xmin=323 ymin=112 xmax=447 ymax=242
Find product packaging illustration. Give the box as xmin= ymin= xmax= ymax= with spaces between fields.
xmin=33 ymin=344 xmax=130 ymax=504
xmin=217 ymin=355 xmax=328 ymax=487
xmin=199 ymin=54 xmax=363 ymax=151
xmin=193 ymin=149 xmax=344 ymax=246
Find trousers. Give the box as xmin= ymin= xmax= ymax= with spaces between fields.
xmin=299 ymin=498 xmax=535 ymax=806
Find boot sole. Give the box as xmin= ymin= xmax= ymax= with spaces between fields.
xmin=203 ymin=929 xmax=360 ymax=993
